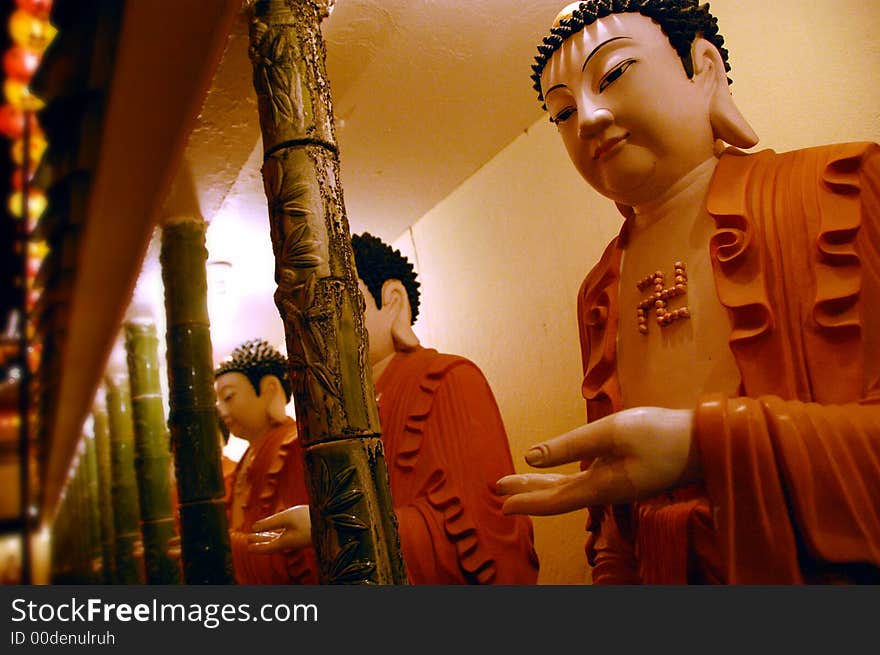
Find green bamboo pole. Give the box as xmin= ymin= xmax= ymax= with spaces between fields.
xmin=56 ymin=481 xmax=75 ymax=583
xmin=105 ymin=374 xmax=146 ymax=584
xmin=161 ymin=217 xmax=234 ymax=584
xmin=50 ymin=485 xmax=66 ymax=583
xmin=124 ymin=320 xmax=182 ymax=584
xmin=93 ymin=402 xmax=117 ymax=583
xmin=66 ymin=464 xmax=81 ymax=582
xmin=84 ymin=434 xmax=104 ymax=584
xmin=70 ymin=457 xmax=89 ymax=582
xmin=76 ymin=449 xmax=97 ymax=583
xmin=247 ymin=0 xmax=407 ymax=584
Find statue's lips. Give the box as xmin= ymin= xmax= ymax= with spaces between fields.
xmin=593 ymin=134 xmax=628 ymax=160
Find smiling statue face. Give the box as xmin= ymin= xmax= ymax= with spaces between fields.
xmin=541 ymin=12 xmax=716 ymax=206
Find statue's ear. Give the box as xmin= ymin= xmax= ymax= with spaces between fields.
xmin=382 ymin=279 xmax=420 ymax=352
xmin=692 ymin=38 xmax=758 ymax=149
xmin=259 ymin=374 xmax=288 ymax=423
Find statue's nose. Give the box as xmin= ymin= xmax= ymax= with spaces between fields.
xmin=578 ymin=107 xmax=613 ymax=140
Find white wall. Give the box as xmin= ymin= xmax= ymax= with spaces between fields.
xmin=394 ymin=0 xmax=880 ymax=584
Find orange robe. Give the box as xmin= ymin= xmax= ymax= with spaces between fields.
xmin=577 ymin=143 xmax=880 ymax=583
xmin=226 ymin=419 xmax=318 ymax=584
xmin=376 ymin=346 xmax=539 ymax=584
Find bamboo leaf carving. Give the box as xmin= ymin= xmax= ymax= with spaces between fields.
xmin=329 ymin=515 xmax=369 ymax=532
xmin=327 ymin=540 xmax=375 ymax=585
xmin=250 ymin=23 xmax=300 ymax=129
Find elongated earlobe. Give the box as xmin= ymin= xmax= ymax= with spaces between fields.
xmin=260 ymin=375 xmax=288 ymax=424
xmin=382 ymin=280 xmax=420 ymax=352
xmin=692 ymin=39 xmax=758 ymax=148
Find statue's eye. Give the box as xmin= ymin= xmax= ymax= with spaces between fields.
xmin=550 ymin=106 xmax=576 ymax=124
xmin=599 ymin=59 xmax=635 ymax=93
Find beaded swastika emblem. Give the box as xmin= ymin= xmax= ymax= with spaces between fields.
xmin=636 ymin=261 xmax=689 ymax=334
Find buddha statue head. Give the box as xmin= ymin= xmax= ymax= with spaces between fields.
xmin=532 ymin=0 xmax=757 ymax=207
xmin=351 ymin=232 xmax=421 ymax=374
xmin=214 ymin=339 xmax=291 ymax=441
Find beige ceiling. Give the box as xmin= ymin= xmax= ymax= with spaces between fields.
xmin=185 ymin=0 xmax=566 ymax=243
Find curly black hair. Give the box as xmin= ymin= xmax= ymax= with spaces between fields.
xmin=531 ymin=0 xmax=731 ymax=108
xmin=351 ymin=232 xmax=421 ymax=324
xmin=214 ymin=338 xmax=292 ymax=401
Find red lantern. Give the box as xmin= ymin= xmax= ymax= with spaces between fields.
xmin=0 ymin=104 xmax=25 ymax=139
xmin=11 ymin=167 xmax=35 ymax=191
xmin=3 ymin=45 xmax=41 ymax=81
xmin=15 ymin=0 xmax=53 ymax=20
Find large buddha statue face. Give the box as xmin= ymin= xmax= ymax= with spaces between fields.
xmin=540 ymin=11 xmax=717 ymax=206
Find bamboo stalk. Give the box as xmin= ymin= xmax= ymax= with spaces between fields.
xmin=247 ymin=0 xmax=407 ymax=584
xmin=83 ymin=434 xmax=104 ymax=583
xmin=124 ymin=320 xmax=182 ymax=584
xmin=105 ymin=374 xmax=146 ymax=584
xmin=161 ymin=218 xmax=234 ymax=584
xmin=93 ymin=402 xmax=118 ymax=583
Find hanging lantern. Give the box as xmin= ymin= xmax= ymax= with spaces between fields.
xmin=11 ymin=166 xmax=36 ymax=191
xmin=15 ymin=0 xmax=54 ymax=20
xmin=27 ymin=256 xmax=40 ymax=280
xmin=28 ymin=342 xmax=42 ymax=373
xmin=8 ymin=188 xmax=47 ymax=222
xmin=3 ymin=78 xmax=45 ymax=111
xmin=11 ymin=129 xmax=48 ymax=166
xmin=26 ymin=289 xmax=41 ymax=314
xmin=8 ymin=9 xmax=57 ymax=53
xmin=3 ymin=45 xmax=40 ymax=82
xmin=28 ymin=239 xmax=49 ymax=261
xmin=0 ymin=103 xmax=37 ymax=140
xmin=26 ymin=240 xmax=46 ymax=280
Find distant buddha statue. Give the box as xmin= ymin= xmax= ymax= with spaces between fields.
xmin=249 ymin=234 xmax=539 ymax=584
xmin=214 ymin=339 xmax=317 ymax=584
xmin=496 ymin=0 xmax=880 ymax=583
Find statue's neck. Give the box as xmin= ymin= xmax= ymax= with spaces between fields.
xmin=371 ymin=350 xmax=397 ymax=385
xmin=630 ymin=156 xmax=718 ymax=233
xmin=239 ymin=416 xmax=283 ymax=447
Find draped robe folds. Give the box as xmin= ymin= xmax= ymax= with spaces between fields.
xmin=226 ymin=419 xmax=318 ymax=584
xmin=376 ymin=346 xmax=540 ymax=584
xmin=577 ymin=143 xmax=880 ymax=584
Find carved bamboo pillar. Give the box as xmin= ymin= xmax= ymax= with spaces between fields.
xmin=161 ymin=217 xmax=234 ymax=584
xmin=247 ymin=0 xmax=407 ymax=584
xmin=93 ymin=403 xmax=117 ymax=583
xmin=124 ymin=320 xmax=182 ymax=584
xmin=105 ymin=375 xmax=146 ymax=584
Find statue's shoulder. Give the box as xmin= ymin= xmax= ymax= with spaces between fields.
xmin=423 ymin=349 xmax=480 ymax=379
xmin=719 ymin=142 xmax=878 ymax=171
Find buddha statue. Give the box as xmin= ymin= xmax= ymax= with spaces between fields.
xmin=496 ymin=0 xmax=880 ymax=584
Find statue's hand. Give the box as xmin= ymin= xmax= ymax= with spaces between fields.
xmin=247 ymin=505 xmax=312 ymax=554
xmin=495 ymin=407 xmax=700 ymax=515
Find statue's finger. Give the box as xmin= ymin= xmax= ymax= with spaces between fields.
xmin=501 ymin=467 xmax=627 ymax=515
xmin=524 ymin=418 xmax=615 ymax=468
xmin=246 ymin=530 xmax=282 ymax=544
xmin=494 ymin=473 xmax=568 ymax=496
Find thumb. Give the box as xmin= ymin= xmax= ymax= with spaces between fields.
xmin=251 ymin=504 xmax=306 ymax=532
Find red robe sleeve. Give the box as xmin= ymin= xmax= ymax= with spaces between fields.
xmin=697 ymin=395 xmax=880 ymax=583
xmin=390 ymin=357 xmax=539 ymax=584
